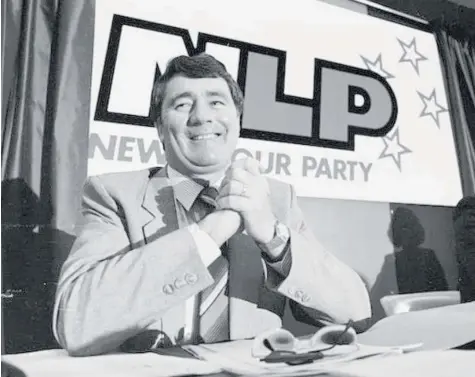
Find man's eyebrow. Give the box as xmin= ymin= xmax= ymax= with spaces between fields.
xmin=169 ymin=92 xmax=193 ymax=104
xmin=205 ymin=90 xmax=228 ymax=98
xmin=168 ymin=90 xmax=229 ymax=104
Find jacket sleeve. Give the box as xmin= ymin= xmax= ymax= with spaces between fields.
xmin=264 ymin=184 xmax=372 ymax=326
xmin=52 ymin=176 xmax=214 ymax=356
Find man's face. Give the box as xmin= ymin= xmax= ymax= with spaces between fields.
xmin=157 ymin=75 xmax=241 ymax=177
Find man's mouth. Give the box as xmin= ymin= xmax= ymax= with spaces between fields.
xmin=190 ymin=133 xmax=222 ymax=141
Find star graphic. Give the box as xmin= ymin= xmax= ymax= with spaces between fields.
xmin=360 ymin=54 xmax=394 ymax=79
xmin=397 ymin=37 xmax=427 ymax=75
xmin=417 ymin=89 xmax=448 ymax=128
xmin=378 ymin=129 xmax=412 ymax=171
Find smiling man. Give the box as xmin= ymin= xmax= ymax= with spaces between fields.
xmin=53 ymin=54 xmax=371 ymax=356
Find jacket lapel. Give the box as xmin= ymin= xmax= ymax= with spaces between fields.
xmin=141 ymin=168 xmax=180 ymax=244
xmin=140 ymin=167 xmax=190 ymax=342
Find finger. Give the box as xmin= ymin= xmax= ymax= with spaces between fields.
xmin=218 ymin=180 xmax=250 ymax=198
xmin=231 ymin=158 xmax=263 ymax=175
xmin=230 ymin=158 xmax=248 ymax=170
xmin=217 ymin=195 xmax=252 ymax=213
xmin=243 ymin=158 xmax=263 ymax=176
xmin=225 ymin=167 xmax=254 ymax=185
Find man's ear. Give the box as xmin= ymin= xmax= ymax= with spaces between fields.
xmin=157 ymin=119 xmax=163 ymax=135
xmin=155 ymin=120 xmax=166 ymax=151
xmin=155 ymin=119 xmax=163 ymax=138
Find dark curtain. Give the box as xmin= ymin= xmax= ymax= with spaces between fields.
xmin=1 ymin=0 xmax=94 ymax=353
xmin=453 ymin=196 xmax=475 ymax=303
xmin=434 ymin=23 xmax=475 ymax=197
xmin=433 ymin=23 xmax=475 ymax=304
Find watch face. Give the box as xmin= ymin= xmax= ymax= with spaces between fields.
xmin=275 ymin=222 xmax=287 ymax=236
xmin=267 ymin=221 xmax=289 ymax=248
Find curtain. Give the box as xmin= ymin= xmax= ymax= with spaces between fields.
xmin=434 ymin=23 xmax=475 ymax=197
xmin=1 ymin=0 xmax=94 ymax=353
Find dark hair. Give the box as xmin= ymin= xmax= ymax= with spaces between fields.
xmin=390 ymin=207 xmax=425 ymax=248
xmin=150 ymin=53 xmax=244 ymax=123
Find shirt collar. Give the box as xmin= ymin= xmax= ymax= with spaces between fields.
xmin=166 ymin=165 xmax=224 ymax=211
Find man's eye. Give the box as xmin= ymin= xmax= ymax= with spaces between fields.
xmin=210 ymin=100 xmax=225 ymax=107
xmin=175 ymin=102 xmax=191 ymax=111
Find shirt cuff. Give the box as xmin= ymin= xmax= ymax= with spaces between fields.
xmin=264 ymin=244 xmax=292 ymax=278
xmin=258 ymin=221 xmax=290 ymax=261
xmin=187 ymin=223 xmax=221 ymax=268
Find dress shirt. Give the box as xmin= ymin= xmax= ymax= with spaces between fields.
xmin=166 ymin=166 xmax=291 ymax=342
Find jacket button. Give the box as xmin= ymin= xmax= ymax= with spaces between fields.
xmin=184 ymin=273 xmax=198 ymax=285
xmin=162 ymin=284 xmax=174 ymax=295
xmin=174 ymin=278 xmax=186 ymax=289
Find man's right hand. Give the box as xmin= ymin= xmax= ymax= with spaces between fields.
xmin=198 ymin=210 xmax=242 ymax=246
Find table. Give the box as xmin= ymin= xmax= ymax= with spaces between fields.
xmin=2 ymin=302 xmax=475 ymax=377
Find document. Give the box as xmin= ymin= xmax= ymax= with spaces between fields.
xmin=358 ymin=301 xmax=475 ymax=350
xmin=1 ymin=349 xmax=223 ymax=377
xmin=321 ymin=350 xmax=475 ymax=377
xmin=184 ymin=339 xmax=408 ymax=376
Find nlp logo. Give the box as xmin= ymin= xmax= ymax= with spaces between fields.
xmin=95 ymin=15 xmax=398 ymax=151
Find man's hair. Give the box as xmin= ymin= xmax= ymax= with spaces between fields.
xmin=150 ymin=53 xmax=244 ymax=123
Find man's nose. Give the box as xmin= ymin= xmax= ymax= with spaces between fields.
xmin=188 ymin=101 xmax=213 ymax=126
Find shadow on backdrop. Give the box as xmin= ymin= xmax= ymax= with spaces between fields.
xmin=388 ymin=207 xmax=448 ymax=294
xmin=2 ymin=179 xmax=75 ymax=353
xmin=366 ymin=256 xmax=396 ymax=323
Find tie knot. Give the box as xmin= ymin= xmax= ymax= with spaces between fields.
xmin=199 ymin=186 xmax=219 ymax=208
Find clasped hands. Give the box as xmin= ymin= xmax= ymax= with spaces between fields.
xmin=198 ymin=158 xmax=277 ymax=255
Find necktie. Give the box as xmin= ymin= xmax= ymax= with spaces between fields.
xmin=195 ymin=185 xmax=230 ymax=343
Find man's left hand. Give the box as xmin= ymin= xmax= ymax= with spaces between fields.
xmin=217 ymin=158 xmax=276 ymax=245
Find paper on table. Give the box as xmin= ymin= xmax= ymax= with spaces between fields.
xmin=358 ymin=302 xmax=475 ymax=350
xmin=321 ymin=350 xmax=475 ymax=377
xmin=1 ymin=349 xmax=223 ymax=377
xmin=184 ymin=339 xmax=408 ymax=376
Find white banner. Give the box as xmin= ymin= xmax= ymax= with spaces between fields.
xmin=89 ymin=0 xmax=463 ymax=206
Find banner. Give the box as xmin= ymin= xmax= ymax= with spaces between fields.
xmin=89 ymin=0 xmax=463 ymax=206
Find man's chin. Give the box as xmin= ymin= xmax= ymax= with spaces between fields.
xmin=188 ymin=161 xmax=227 ymax=175
xmin=178 ymin=157 xmax=228 ymax=176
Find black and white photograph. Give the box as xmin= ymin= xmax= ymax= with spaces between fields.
xmin=2 ymin=0 xmax=475 ymax=376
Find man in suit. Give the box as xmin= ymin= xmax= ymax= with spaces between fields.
xmin=53 ymin=54 xmax=371 ymax=356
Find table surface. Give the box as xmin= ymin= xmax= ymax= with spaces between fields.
xmin=2 ymin=302 xmax=475 ymax=377
xmin=3 ymin=350 xmax=475 ymax=377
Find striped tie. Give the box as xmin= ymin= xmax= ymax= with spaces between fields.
xmin=196 ymin=185 xmax=230 ymax=343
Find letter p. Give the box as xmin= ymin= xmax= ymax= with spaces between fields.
xmin=317 ymin=63 xmax=397 ymax=150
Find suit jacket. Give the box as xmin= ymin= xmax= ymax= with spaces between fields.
xmin=53 ymin=168 xmax=371 ymax=356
